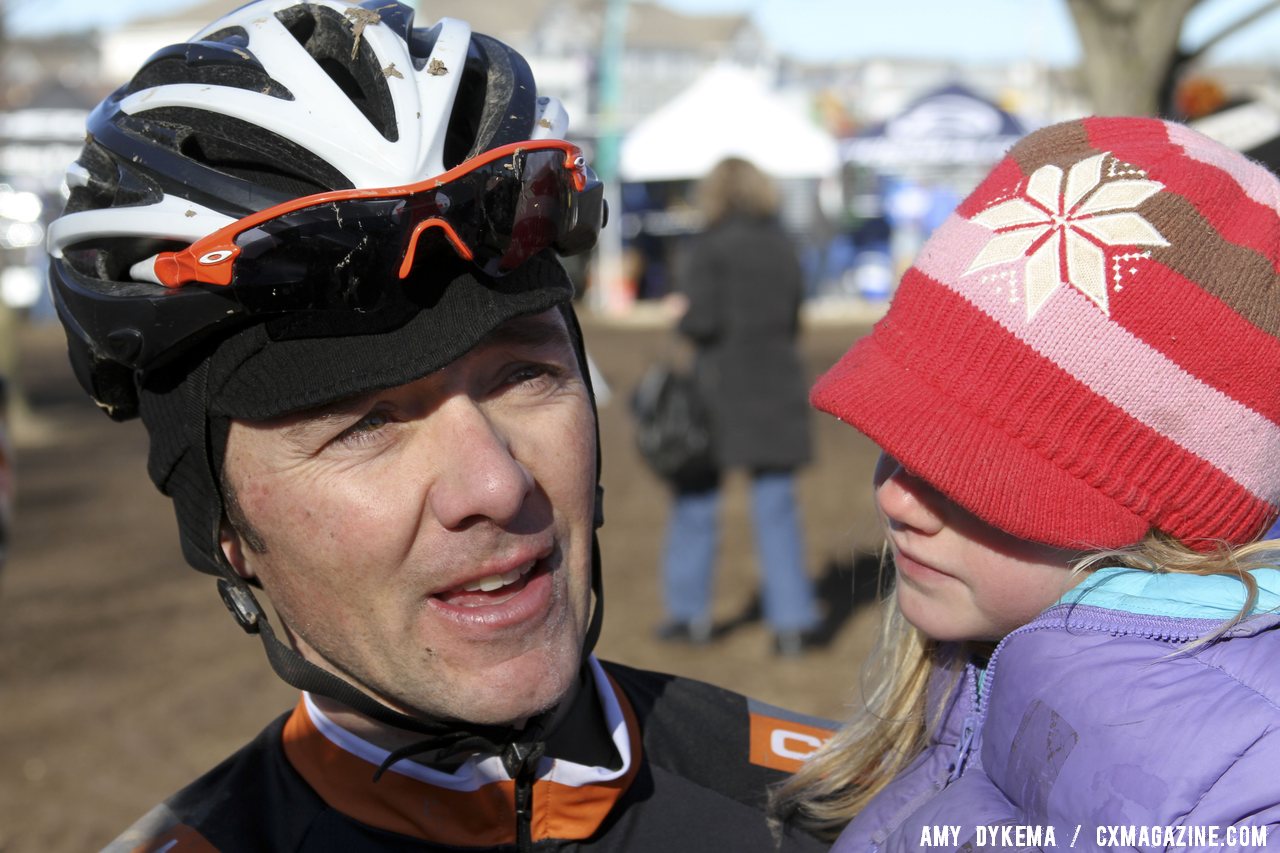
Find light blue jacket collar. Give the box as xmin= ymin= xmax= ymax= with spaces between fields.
xmin=1058 ymin=566 xmax=1280 ymax=620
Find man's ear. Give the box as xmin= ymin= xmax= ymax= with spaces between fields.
xmin=220 ymin=518 xmax=257 ymax=581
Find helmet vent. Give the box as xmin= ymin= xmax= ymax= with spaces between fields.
xmin=116 ymin=107 xmax=353 ymax=197
xmin=176 ymin=125 xmax=347 ymax=197
xmin=442 ymin=49 xmax=486 ymax=169
xmin=276 ymin=8 xmax=317 ymax=47
xmin=125 ymin=32 xmax=291 ymax=100
xmin=446 ymin=33 xmax=538 ymax=164
xmin=275 ymin=4 xmax=399 ymax=143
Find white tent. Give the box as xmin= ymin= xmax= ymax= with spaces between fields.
xmin=619 ymin=65 xmax=839 ymax=182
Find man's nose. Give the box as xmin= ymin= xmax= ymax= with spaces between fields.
xmin=425 ymin=399 xmax=534 ymax=530
xmin=873 ymin=453 xmax=945 ymax=536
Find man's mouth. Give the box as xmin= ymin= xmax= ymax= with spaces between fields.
xmin=434 ymin=560 xmax=538 ymax=608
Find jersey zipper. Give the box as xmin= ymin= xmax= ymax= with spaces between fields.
xmin=503 ymin=741 xmax=545 ymax=853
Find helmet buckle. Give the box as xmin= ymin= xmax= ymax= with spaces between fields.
xmin=217 ymin=578 xmax=263 ymax=634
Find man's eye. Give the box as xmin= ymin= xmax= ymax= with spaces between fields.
xmin=511 ymin=365 xmax=546 ymax=381
xmin=507 ymin=363 xmax=558 ymax=386
xmin=337 ymin=411 xmax=391 ymax=443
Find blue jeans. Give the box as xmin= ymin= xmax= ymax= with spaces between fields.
xmin=661 ymin=471 xmax=818 ymax=633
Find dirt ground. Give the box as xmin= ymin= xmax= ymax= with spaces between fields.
xmin=0 ymin=312 xmax=889 ymax=852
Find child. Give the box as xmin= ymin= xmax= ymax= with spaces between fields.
xmin=773 ymin=117 xmax=1280 ymax=848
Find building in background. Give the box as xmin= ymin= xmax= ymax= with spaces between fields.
xmin=5 ymin=0 xmax=1280 ymax=314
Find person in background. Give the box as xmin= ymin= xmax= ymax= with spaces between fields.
xmin=45 ymin=2 xmax=832 ymax=849
xmin=658 ymin=157 xmax=821 ymax=656
xmin=771 ymin=117 xmax=1280 ymax=848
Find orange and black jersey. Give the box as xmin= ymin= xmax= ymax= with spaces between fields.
xmin=107 ymin=658 xmax=834 ymax=852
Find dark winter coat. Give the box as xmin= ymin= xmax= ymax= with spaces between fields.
xmin=677 ymin=214 xmax=811 ymax=472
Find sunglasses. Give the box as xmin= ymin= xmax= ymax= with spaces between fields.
xmin=145 ymin=139 xmax=604 ymax=291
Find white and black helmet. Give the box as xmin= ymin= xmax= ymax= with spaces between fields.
xmin=49 ymin=0 xmax=599 ymax=420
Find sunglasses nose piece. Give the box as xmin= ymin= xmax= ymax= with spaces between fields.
xmin=398 ymin=217 xmax=475 ymax=279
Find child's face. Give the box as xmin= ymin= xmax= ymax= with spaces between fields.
xmin=874 ymin=453 xmax=1084 ymax=642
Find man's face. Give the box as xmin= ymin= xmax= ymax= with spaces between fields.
xmin=219 ymin=310 xmax=598 ymax=726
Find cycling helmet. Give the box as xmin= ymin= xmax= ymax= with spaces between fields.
xmin=47 ymin=0 xmax=605 ymax=752
xmin=49 ymin=0 xmax=602 ymax=419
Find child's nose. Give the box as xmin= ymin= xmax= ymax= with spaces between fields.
xmin=873 ymin=454 xmax=945 ymax=536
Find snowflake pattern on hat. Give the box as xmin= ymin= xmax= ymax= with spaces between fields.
xmin=964 ymin=152 xmax=1169 ymax=320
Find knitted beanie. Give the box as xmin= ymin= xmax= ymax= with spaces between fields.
xmin=811 ymin=117 xmax=1280 ymax=551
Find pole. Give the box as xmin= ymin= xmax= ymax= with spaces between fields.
xmin=590 ymin=0 xmax=629 ymax=314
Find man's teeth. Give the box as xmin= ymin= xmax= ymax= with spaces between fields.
xmin=460 ymin=561 xmax=535 ymax=593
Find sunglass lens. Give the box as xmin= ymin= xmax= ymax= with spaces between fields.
xmin=230 ymin=199 xmax=407 ymax=309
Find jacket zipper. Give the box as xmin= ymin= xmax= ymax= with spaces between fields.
xmin=946 ymin=622 xmax=1045 ymax=784
xmin=503 ymin=741 xmax=545 ymax=853
xmin=944 ymin=664 xmax=980 ymax=784
xmin=947 ymin=715 xmax=978 ymax=784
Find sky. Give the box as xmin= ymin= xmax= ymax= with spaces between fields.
xmin=7 ymin=0 xmax=1280 ymax=67
xmin=659 ymin=0 xmax=1280 ymax=65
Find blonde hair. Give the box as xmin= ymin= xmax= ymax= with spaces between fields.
xmin=696 ymin=157 xmax=780 ymax=225
xmin=771 ymin=530 xmax=1280 ymax=841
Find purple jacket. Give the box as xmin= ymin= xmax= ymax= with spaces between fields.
xmin=832 ymin=604 xmax=1280 ymax=852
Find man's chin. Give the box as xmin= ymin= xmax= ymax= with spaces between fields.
xmin=401 ymin=647 xmax=585 ymax=727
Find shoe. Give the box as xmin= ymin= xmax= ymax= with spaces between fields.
xmin=654 ymin=618 xmax=713 ymax=645
xmin=773 ymin=629 xmax=821 ymax=658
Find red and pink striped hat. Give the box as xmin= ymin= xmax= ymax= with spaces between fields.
xmin=811 ymin=117 xmax=1280 ymax=550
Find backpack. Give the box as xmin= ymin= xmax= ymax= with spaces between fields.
xmin=630 ymin=363 xmax=717 ymax=487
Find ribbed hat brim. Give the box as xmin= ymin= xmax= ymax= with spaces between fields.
xmin=811 ymin=324 xmax=1150 ymax=550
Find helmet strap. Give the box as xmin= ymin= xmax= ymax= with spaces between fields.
xmin=209 ymin=521 xmax=606 ymax=779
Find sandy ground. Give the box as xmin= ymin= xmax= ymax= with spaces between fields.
xmin=0 ymin=312 xmax=889 ymax=852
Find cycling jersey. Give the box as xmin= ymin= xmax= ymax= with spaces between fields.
xmin=106 ymin=657 xmax=833 ymax=852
